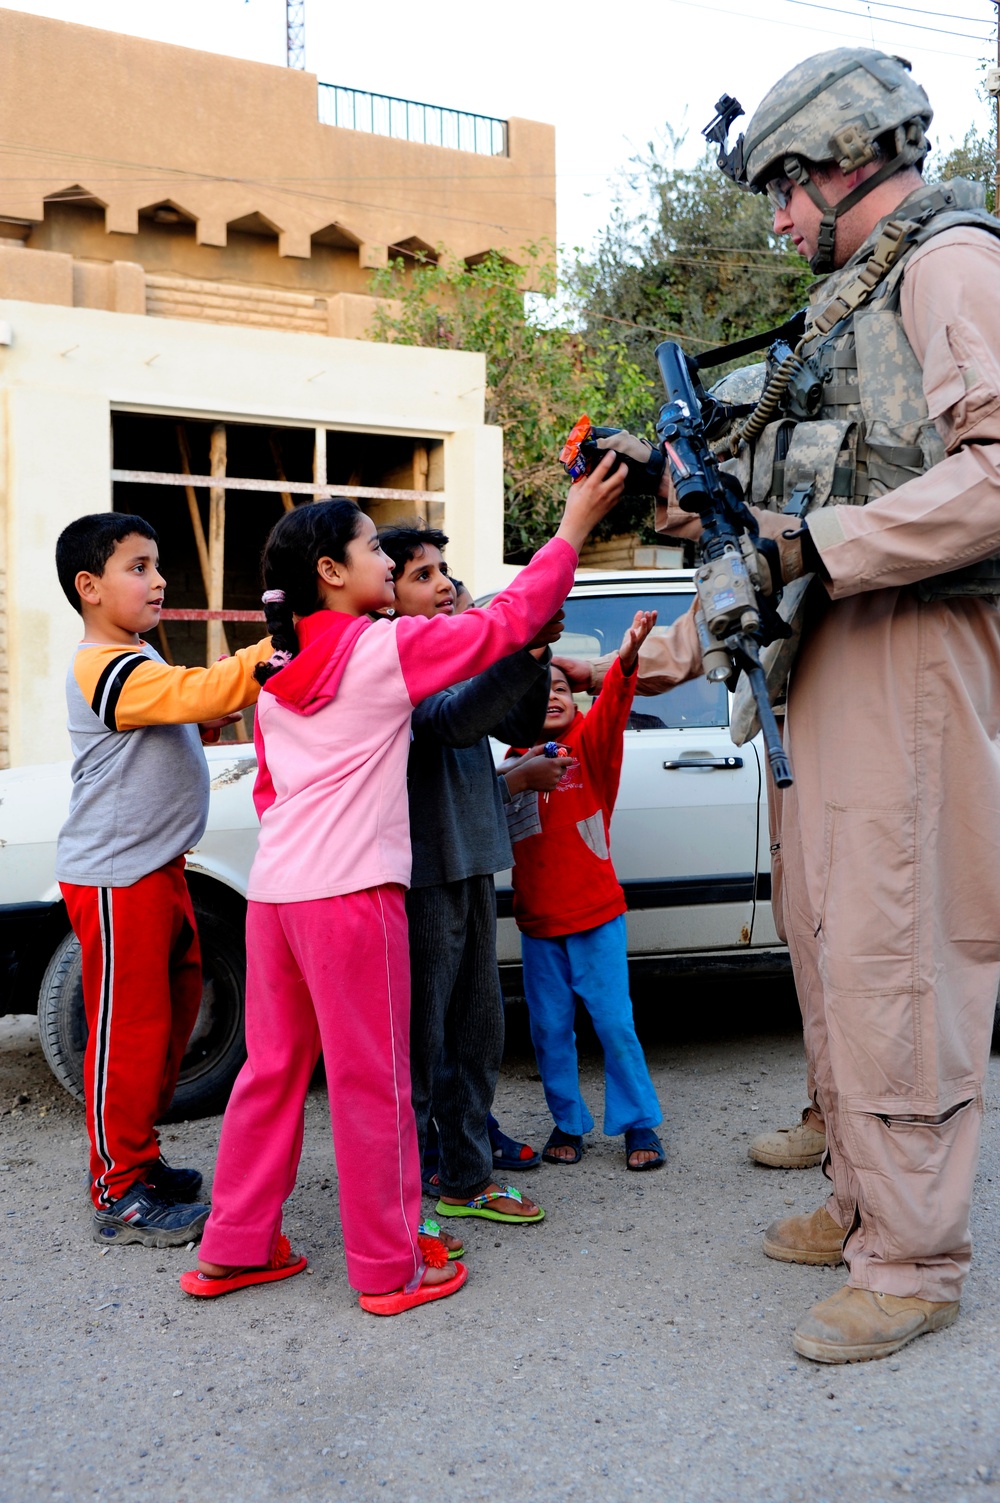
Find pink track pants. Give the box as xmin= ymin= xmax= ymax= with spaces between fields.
xmin=199 ymin=884 xmax=423 ymax=1295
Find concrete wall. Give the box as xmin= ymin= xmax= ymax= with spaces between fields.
xmin=0 ymin=298 xmax=506 ymax=768
xmin=0 ymin=8 xmax=556 ymax=296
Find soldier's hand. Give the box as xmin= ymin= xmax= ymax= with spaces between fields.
xmin=550 ymin=655 xmax=594 ymax=693
xmin=594 ymin=431 xmax=656 ymax=466
xmin=655 ymin=468 xmax=704 ymax=541
xmin=752 ymin=506 xmax=813 ymax=583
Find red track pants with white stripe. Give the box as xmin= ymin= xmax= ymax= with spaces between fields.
xmin=60 ymin=858 xmax=203 ymax=1210
xmin=199 ymin=884 xmax=423 ymax=1296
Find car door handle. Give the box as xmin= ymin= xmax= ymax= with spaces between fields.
xmin=663 ymin=756 xmax=744 ymax=770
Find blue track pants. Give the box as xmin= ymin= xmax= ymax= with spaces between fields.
xmin=521 ymin=915 xmax=662 ymax=1138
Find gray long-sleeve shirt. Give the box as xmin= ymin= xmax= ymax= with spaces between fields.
xmin=407 ymin=648 xmax=550 ymax=889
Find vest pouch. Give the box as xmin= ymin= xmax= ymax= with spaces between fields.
xmin=751 ymin=420 xmax=796 ymax=509
xmin=780 ymin=419 xmax=857 ymax=516
xmin=854 ymin=308 xmax=944 ymax=493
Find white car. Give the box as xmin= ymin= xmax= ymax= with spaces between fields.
xmin=0 ymin=570 xmax=790 ymax=1116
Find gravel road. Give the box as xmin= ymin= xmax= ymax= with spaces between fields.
xmin=1 ymin=981 xmax=998 ymax=1503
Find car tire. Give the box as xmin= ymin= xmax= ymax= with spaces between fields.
xmin=37 ymin=888 xmax=247 ymax=1120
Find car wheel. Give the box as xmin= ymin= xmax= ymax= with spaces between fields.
xmin=37 ymin=889 xmax=247 ymax=1119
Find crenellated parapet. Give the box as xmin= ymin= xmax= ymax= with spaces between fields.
xmin=0 ymin=8 xmax=555 ymax=333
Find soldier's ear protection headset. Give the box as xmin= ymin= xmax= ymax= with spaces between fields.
xmin=703 ymin=55 xmax=930 ymax=275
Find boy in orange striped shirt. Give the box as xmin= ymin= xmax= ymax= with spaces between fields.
xmin=55 ymin=512 xmax=272 ymax=1247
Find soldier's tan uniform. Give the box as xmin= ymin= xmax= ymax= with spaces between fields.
xmin=776 ymin=224 xmax=1000 ymax=1302
xmin=590 ymin=220 xmax=1000 ymax=1306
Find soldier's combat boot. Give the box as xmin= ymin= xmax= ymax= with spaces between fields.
xmin=792 ymin=1286 xmax=959 ymax=1364
xmin=749 ymin=1106 xmax=826 ymax=1168
xmin=763 ymin=1204 xmax=845 ymax=1265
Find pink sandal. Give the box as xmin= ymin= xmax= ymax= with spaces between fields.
xmin=179 ymin=1233 xmax=307 ymax=1298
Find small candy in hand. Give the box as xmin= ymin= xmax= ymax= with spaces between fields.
xmin=544 ymin=741 xmax=572 ymax=760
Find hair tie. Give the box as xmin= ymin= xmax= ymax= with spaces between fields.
xmin=265 ymin=649 xmax=294 ymax=672
xmin=262 ymin=589 xmax=286 ymax=605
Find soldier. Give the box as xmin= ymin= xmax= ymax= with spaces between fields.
xmin=577 ymin=46 xmax=1000 ymax=1363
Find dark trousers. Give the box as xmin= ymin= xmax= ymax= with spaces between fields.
xmin=406 ymin=875 xmax=504 ymax=1198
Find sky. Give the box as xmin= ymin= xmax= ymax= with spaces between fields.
xmin=3 ymin=0 xmax=995 ymax=256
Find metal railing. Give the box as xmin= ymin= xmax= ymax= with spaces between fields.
xmin=318 ymin=83 xmax=508 ymax=157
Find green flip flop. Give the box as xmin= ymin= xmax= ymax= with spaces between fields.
xmin=418 ymin=1219 xmax=464 ymax=1259
xmin=435 ymin=1185 xmax=545 ymax=1224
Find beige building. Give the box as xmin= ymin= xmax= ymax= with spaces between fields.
xmin=0 ymin=8 xmax=556 ymax=767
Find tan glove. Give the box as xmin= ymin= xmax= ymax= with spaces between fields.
xmin=751 ymin=508 xmax=815 ymax=584
xmin=593 ymin=431 xmax=656 ymax=466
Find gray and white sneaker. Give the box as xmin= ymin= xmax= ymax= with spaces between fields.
xmin=92 ymin=1182 xmax=210 ymax=1247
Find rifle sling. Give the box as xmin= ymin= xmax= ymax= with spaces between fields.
xmin=694 ymin=309 xmax=807 ymax=370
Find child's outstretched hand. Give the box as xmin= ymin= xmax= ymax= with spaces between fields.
xmin=619 ymin=610 xmax=657 ymax=674
xmin=500 ymin=745 xmax=579 ymax=796
xmin=526 ymin=609 xmax=565 ymax=654
xmin=554 ymin=450 xmax=626 ymax=555
xmin=199 ymin=710 xmax=244 ymax=745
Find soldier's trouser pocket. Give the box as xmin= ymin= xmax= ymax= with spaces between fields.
xmin=842 ymin=1098 xmax=981 ymax=1264
xmin=818 ymin=803 xmax=916 ymax=999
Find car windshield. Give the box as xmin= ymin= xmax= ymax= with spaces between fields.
xmin=557 ymin=591 xmax=728 ymax=731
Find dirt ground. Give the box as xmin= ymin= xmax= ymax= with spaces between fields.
xmin=1 ymin=980 xmax=998 ymax=1503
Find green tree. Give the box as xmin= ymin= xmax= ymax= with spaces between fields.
xmin=369 ymin=247 xmax=654 ymax=560
xmin=929 ymin=127 xmax=996 ymax=213
xmin=927 ymin=60 xmax=996 ymax=212
xmin=568 ymin=140 xmax=814 ymax=397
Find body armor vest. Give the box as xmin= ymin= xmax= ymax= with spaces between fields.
xmin=751 ymin=178 xmax=1000 ymax=598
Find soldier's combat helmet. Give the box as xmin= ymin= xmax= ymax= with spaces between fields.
xmin=706 ymin=48 xmax=932 ymax=274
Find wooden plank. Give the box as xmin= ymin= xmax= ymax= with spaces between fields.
xmin=207 ymin=424 xmax=227 ymax=666
xmin=175 ymin=427 xmax=216 ymax=605
xmin=414 ymin=440 xmax=429 ymax=490
xmin=313 ymin=426 xmax=327 ymax=502
xmin=160 ymin=609 xmax=265 ymax=622
xmin=268 ymin=436 xmax=296 ymax=513
xmin=175 ymin=425 xmax=233 ymax=662
xmin=110 ymin=469 xmax=442 ymax=505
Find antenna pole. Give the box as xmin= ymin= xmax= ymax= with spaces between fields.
xmin=287 ymin=0 xmax=305 ymax=69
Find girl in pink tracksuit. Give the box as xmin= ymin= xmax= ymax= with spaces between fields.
xmin=181 ymin=456 xmax=623 ymax=1315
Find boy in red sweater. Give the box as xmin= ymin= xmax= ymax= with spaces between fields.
xmin=506 ymin=611 xmax=664 ymax=1171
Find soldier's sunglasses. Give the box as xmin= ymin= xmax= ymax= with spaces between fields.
xmin=765 ymin=176 xmax=795 ymax=210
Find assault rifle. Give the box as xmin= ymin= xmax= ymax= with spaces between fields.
xmin=654 ymin=340 xmax=794 ymax=788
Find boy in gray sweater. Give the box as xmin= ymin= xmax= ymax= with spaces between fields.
xmin=55 ymin=512 xmax=272 ymax=1247
xmin=380 ymin=527 xmax=558 ymax=1226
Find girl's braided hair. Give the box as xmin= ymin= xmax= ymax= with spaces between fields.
xmin=254 ymin=500 xmax=365 ymax=686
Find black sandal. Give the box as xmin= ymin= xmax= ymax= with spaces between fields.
xmin=542 ymin=1126 xmax=584 ymax=1165
xmin=624 ymin=1128 xmax=665 ymax=1171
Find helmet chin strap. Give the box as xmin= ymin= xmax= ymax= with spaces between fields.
xmin=784 ymin=147 xmax=920 ymax=274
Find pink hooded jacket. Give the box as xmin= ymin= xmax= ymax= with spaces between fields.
xmin=247 ymin=537 xmax=577 ymax=904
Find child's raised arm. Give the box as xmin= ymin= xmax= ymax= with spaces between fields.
xmin=74 ymin=637 xmax=274 ymax=731
xmin=396 ymin=455 xmax=626 ymax=706
xmin=572 ymin=611 xmax=658 ymax=813
xmin=619 ymin=610 xmax=658 ymax=676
